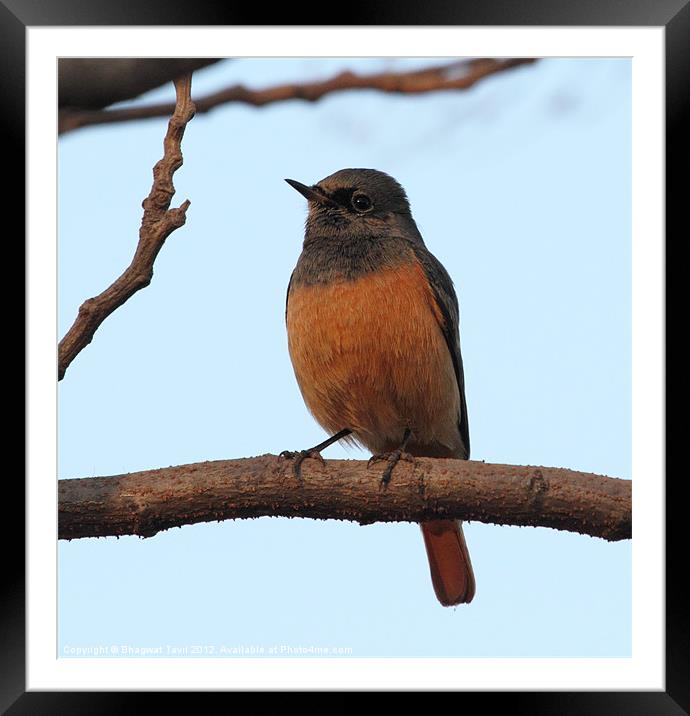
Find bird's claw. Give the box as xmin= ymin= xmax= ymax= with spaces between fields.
xmin=280 ymin=449 xmax=326 ymax=478
xmin=368 ymin=450 xmax=416 ymax=486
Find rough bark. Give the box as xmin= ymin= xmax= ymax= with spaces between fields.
xmin=58 ymin=73 xmax=196 ymax=380
xmin=59 ymin=455 xmax=631 ymax=542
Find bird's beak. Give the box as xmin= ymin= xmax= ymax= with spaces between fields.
xmin=285 ymin=179 xmax=337 ymax=207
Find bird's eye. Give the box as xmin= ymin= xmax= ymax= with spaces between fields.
xmin=351 ymin=192 xmax=373 ymax=212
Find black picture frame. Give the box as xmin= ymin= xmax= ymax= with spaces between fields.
xmin=8 ymin=0 xmax=681 ymax=710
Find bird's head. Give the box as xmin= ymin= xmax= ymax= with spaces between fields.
xmin=285 ymin=168 xmax=412 ymax=236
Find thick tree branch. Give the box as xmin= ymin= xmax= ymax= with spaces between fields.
xmin=59 ymin=455 xmax=631 ymax=542
xmin=58 ymin=59 xmax=222 ymax=111
xmin=58 ymin=58 xmax=536 ymax=134
xmin=58 ymin=74 xmax=196 ymax=381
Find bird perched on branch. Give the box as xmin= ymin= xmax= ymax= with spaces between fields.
xmin=283 ymin=168 xmax=475 ymax=606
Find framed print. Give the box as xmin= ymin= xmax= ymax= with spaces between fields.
xmin=10 ymin=0 xmax=682 ymax=710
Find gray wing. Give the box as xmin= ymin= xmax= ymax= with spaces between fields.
xmin=285 ymin=270 xmax=294 ymax=324
xmin=411 ymin=246 xmax=470 ymax=459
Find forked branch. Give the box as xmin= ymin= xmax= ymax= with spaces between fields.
xmin=58 ymin=74 xmax=196 ymax=380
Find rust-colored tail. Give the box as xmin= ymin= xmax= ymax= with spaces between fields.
xmin=420 ymin=520 xmax=475 ymax=606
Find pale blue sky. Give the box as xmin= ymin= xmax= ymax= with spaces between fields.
xmin=58 ymin=57 xmax=631 ymax=657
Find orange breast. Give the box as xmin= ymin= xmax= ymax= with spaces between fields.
xmin=286 ymin=260 xmax=461 ymax=455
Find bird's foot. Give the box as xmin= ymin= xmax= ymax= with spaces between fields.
xmin=279 ymin=448 xmax=326 ymax=479
xmin=279 ymin=429 xmax=351 ymax=479
xmin=368 ymin=449 xmax=416 ymax=487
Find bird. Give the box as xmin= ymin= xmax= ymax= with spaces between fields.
xmin=282 ymin=168 xmax=475 ymax=606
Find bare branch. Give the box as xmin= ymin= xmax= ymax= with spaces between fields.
xmin=58 ymin=74 xmax=196 ymax=381
xmin=58 ymin=58 xmax=537 ymax=134
xmin=59 ymin=455 xmax=631 ymax=542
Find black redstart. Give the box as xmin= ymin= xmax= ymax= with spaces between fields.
xmin=283 ymin=168 xmax=475 ymax=605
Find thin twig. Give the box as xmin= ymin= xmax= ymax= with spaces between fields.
xmin=58 ymin=58 xmax=536 ymax=134
xmin=58 ymin=74 xmax=196 ymax=380
xmin=58 ymin=455 xmax=631 ymax=542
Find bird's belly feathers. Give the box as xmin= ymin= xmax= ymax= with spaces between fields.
xmin=286 ymin=261 xmax=461 ymax=455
